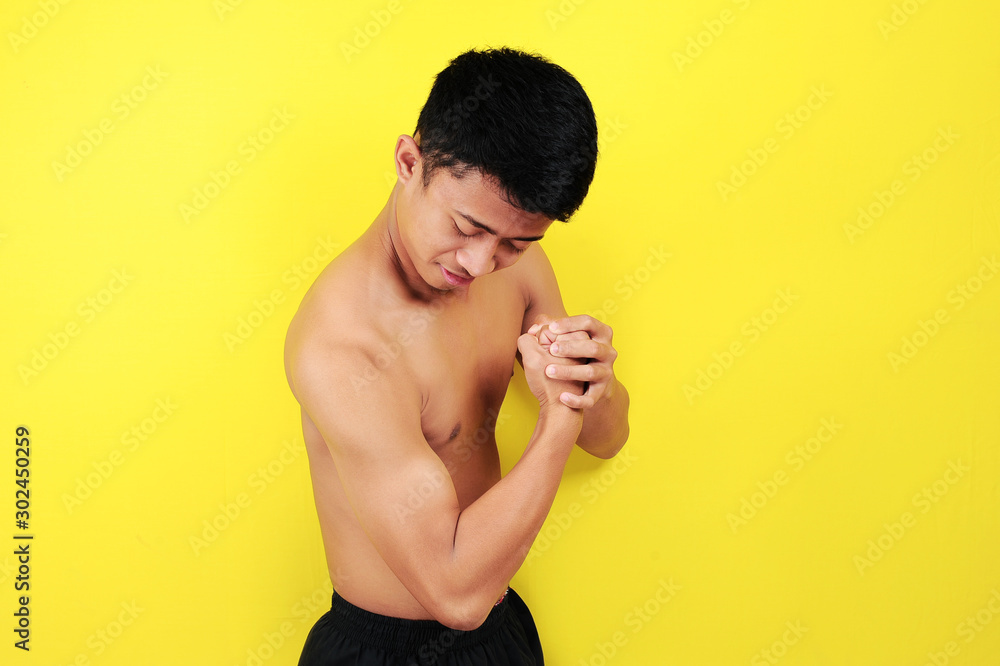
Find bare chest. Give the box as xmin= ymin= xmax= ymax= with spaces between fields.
xmin=403 ymin=282 xmax=524 ymax=467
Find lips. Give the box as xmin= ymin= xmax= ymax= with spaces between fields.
xmin=440 ymin=265 xmax=473 ymax=286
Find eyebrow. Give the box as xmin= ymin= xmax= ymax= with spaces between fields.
xmin=457 ymin=211 xmax=545 ymax=242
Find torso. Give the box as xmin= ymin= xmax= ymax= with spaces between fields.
xmin=287 ymin=232 xmax=527 ymax=619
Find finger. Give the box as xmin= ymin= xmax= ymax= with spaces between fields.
xmin=517 ymin=332 xmax=544 ymax=358
xmin=537 ymin=324 xmax=559 ymax=346
xmin=548 ymin=315 xmax=613 ymax=343
xmin=531 ymin=314 xmax=554 ymax=330
xmin=560 ymin=391 xmax=595 ymax=410
xmin=553 ymin=330 xmax=589 ymax=343
xmin=549 ymin=338 xmax=603 ymax=359
xmin=545 ymin=362 xmax=604 ymax=383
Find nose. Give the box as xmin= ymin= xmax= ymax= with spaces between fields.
xmin=457 ymin=237 xmax=498 ymax=277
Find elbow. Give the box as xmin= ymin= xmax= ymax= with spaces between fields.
xmin=427 ymin=587 xmax=497 ymax=632
xmin=440 ymin=607 xmax=490 ymax=632
xmin=615 ymin=422 xmax=630 ymax=455
xmin=588 ymin=423 xmax=629 ymax=460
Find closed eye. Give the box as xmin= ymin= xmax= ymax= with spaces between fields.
xmin=455 ymin=219 xmax=529 ymax=254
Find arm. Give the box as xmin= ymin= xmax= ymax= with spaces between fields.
xmin=286 ymin=334 xmax=583 ymax=631
xmin=519 ymin=244 xmax=631 ymax=459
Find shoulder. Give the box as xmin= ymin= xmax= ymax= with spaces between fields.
xmin=514 ymin=241 xmax=557 ymax=283
xmin=283 ymin=248 xmax=412 ymax=406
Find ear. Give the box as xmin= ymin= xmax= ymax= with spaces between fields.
xmin=394 ymin=134 xmax=422 ymax=183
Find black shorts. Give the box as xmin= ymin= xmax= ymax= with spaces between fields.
xmin=297 ymin=587 xmax=544 ymax=665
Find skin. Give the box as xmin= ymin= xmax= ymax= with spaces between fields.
xmin=283 ymin=132 xmax=630 ymax=631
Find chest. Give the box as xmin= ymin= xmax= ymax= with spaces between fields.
xmin=404 ymin=281 xmax=524 ymax=452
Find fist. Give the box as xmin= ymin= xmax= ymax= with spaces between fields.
xmin=517 ymin=327 xmax=584 ymax=411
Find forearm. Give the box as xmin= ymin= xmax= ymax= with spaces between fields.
xmin=446 ymin=406 xmax=581 ymax=624
xmin=576 ymin=377 xmax=630 ymax=458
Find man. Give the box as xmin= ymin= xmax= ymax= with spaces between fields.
xmin=285 ymin=47 xmax=630 ymax=665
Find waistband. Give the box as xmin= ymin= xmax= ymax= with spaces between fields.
xmin=326 ymin=588 xmax=513 ymax=656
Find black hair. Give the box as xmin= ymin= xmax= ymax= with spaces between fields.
xmin=414 ymin=47 xmax=598 ymax=222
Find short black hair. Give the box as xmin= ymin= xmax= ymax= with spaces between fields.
xmin=414 ymin=47 xmax=598 ymax=222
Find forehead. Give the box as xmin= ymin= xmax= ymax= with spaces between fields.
xmin=426 ymin=167 xmax=552 ymax=237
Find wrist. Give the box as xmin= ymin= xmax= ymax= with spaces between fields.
xmin=537 ymin=402 xmax=583 ymax=435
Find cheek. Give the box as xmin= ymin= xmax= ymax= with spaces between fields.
xmin=494 ymin=252 xmax=521 ymax=271
xmin=409 ymin=216 xmax=455 ymax=261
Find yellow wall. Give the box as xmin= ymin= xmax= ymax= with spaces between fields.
xmin=3 ymin=0 xmax=999 ymax=664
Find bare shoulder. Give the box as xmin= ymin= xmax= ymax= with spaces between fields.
xmin=283 ymin=246 xmax=410 ymax=407
xmin=513 ymin=241 xmax=556 ymax=283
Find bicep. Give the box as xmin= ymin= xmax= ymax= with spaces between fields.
xmin=519 ymin=243 xmax=570 ymax=337
xmin=291 ymin=344 xmax=461 ymax=605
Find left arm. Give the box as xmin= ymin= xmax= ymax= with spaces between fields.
xmin=518 ymin=245 xmax=630 ymax=459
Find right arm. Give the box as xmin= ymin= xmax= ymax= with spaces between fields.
xmin=285 ymin=332 xmax=583 ymax=631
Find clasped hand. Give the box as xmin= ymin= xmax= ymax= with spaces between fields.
xmin=520 ymin=314 xmax=618 ymax=411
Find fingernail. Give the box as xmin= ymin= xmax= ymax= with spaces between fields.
xmin=546 ymin=366 xmax=556 ymax=376
xmin=550 ymin=343 xmax=559 ymax=354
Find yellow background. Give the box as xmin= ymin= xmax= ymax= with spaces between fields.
xmin=3 ymin=0 xmax=999 ymax=664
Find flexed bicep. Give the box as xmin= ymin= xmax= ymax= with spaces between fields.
xmin=289 ymin=340 xmax=467 ymax=623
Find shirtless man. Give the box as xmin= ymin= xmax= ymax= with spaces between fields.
xmin=284 ymin=47 xmax=630 ymax=665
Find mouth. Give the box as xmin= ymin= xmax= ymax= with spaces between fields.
xmin=440 ymin=265 xmax=473 ymax=287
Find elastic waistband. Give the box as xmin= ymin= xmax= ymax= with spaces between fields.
xmin=326 ymin=588 xmax=513 ymax=656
